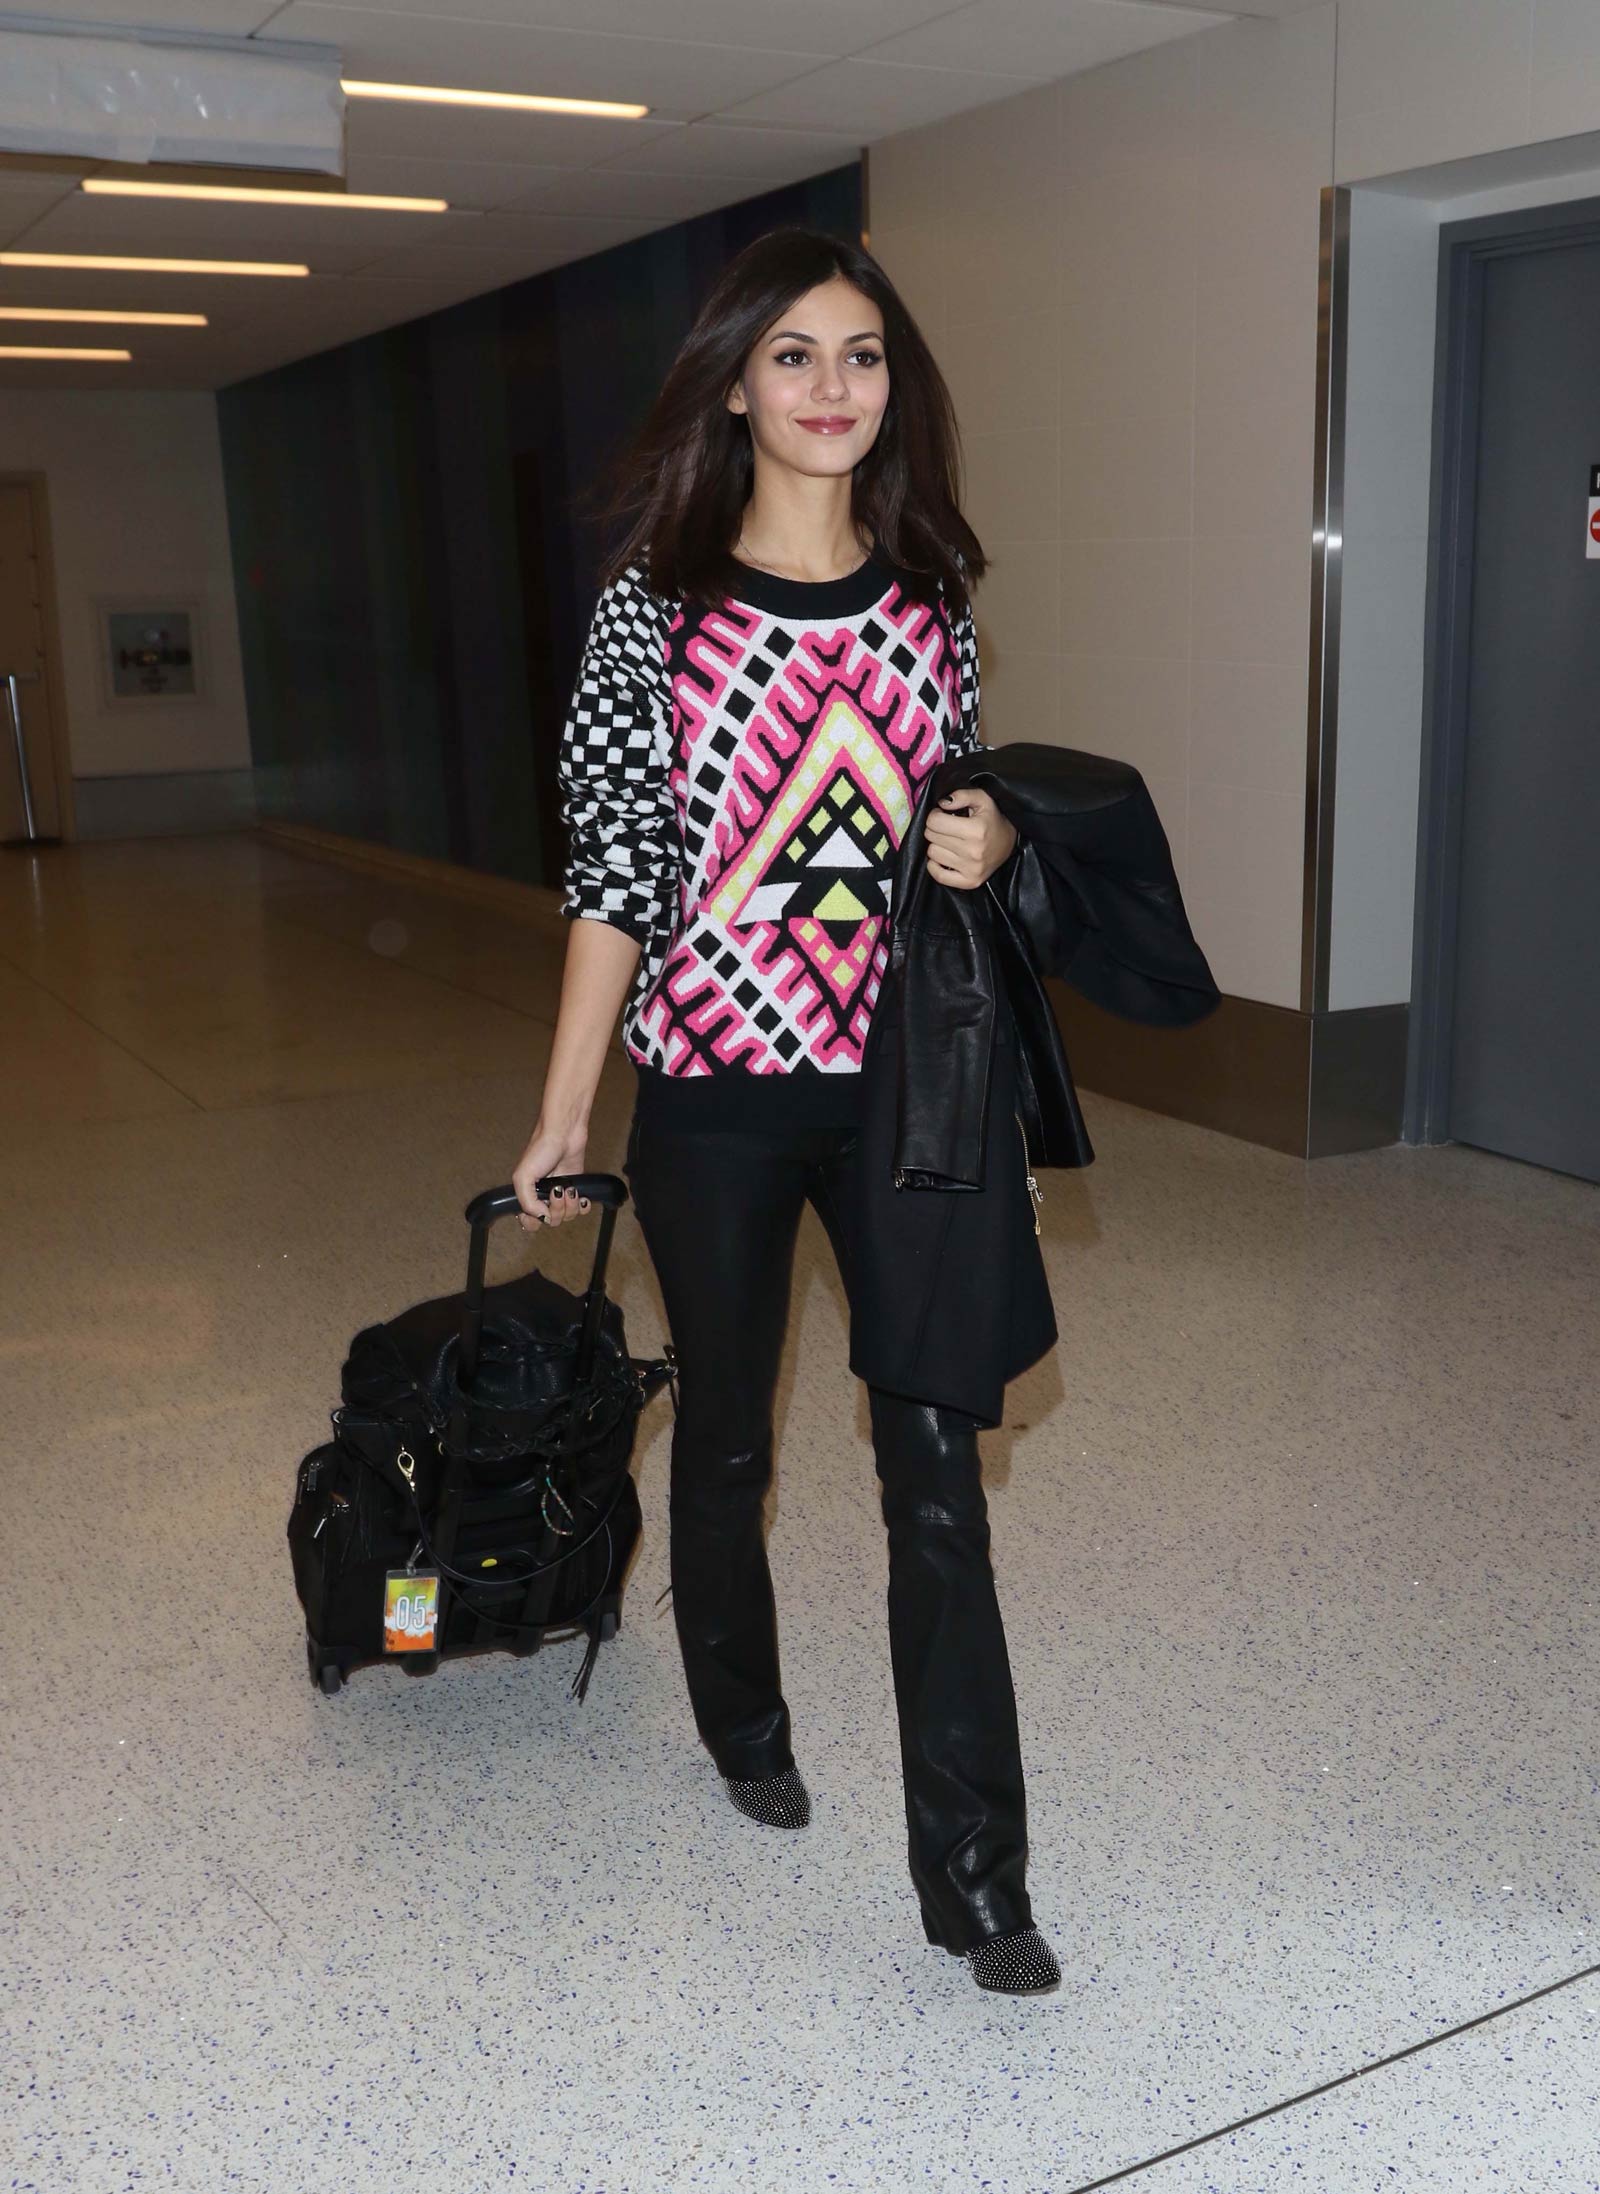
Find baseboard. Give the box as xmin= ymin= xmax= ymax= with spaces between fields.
xmin=1051 ymin=984 xmax=1410 ymax=1158
xmin=1307 ymin=1002 xmax=1410 ymax=1158
xmin=73 ymin=768 xmax=259 ymax=839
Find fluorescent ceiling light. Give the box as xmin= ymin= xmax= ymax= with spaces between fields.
xmin=342 ymin=79 xmax=648 ymax=119
xmin=0 ymin=306 xmax=207 ymax=326
xmin=0 ymin=251 xmax=308 ymax=276
xmin=82 ymin=178 xmax=448 ymax=213
xmin=0 ymin=344 xmax=132 ymax=360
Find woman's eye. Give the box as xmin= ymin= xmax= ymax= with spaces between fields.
xmin=771 ymin=348 xmax=882 ymax=368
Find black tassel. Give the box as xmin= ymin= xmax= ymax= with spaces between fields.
xmin=570 ymin=1620 xmax=603 ymax=1703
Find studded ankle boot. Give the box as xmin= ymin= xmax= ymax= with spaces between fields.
xmin=721 ymin=1766 xmax=812 ymax=1828
xmin=965 ymin=1927 xmax=1061 ymax=1994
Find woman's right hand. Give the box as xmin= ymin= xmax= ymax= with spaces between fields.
xmin=512 ymin=915 xmax=642 ymax=1235
xmin=512 ymin=1117 xmax=592 ymax=1234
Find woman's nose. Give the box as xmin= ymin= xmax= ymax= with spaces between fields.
xmin=811 ymin=365 xmax=846 ymax=401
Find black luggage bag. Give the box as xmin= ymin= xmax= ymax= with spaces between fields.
xmin=288 ymin=1174 xmax=675 ymax=1698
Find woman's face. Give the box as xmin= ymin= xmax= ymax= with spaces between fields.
xmin=726 ymin=276 xmax=888 ymax=480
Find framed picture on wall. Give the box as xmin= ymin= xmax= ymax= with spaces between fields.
xmin=95 ymin=598 xmax=206 ymax=704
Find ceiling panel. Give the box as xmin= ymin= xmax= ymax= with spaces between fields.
xmin=263 ymin=7 xmax=822 ymax=117
xmin=340 ymin=95 xmax=683 ymax=169
xmin=266 ymin=269 xmax=530 ymax=316
xmin=720 ymin=58 xmax=1042 ymax=135
xmin=594 ymin=120 xmax=864 ymax=183
xmin=0 ymin=170 xmax=78 ymax=203
xmin=196 ymin=268 xmax=533 ymax=340
xmin=1119 ymin=0 xmax=1315 ymax=12
xmin=342 ymin=150 xmax=574 ymax=210
xmin=866 ymin=0 xmax=1234 ymax=75
xmin=5 ymin=192 xmax=437 ymax=274
xmin=356 ymin=204 xmax=656 ymax=257
xmin=0 ymin=171 xmax=80 ymax=248
xmin=0 ymin=355 xmax=174 ymax=390
xmin=2 ymin=0 xmax=279 ymax=28
xmin=504 ymin=166 xmax=761 ymax=223
xmin=0 ymin=256 xmax=339 ymax=318
xmin=281 ymin=0 xmax=958 ymax=59
xmin=351 ymin=214 xmax=657 ymax=285
xmin=0 ymin=0 xmax=1240 ymax=386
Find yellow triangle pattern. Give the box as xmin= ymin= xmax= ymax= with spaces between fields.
xmin=812 ymin=878 xmax=868 ymax=921
xmin=710 ymin=696 xmax=911 ymax=929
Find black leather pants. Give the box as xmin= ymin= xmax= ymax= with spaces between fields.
xmin=624 ymin=1098 xmax=1032 ymax=1954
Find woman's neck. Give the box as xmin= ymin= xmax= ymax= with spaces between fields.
xmin=732 ymin=464 xmax=867 ymax=584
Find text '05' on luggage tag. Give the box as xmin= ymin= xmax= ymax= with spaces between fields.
xmin=383 ymin=1570 xmax=441 ymax=1652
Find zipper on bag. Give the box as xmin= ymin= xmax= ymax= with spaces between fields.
xmin=1015 ymin=1112 xmax=1043 ymax=1236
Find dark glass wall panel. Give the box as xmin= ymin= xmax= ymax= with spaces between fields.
xmin=218 ymin=164 xmax=862 ymax=888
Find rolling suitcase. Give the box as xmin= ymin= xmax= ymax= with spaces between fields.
xmin=288 ymin=1173 xmax=675 ymax=1697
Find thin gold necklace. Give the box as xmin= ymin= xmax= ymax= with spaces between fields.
xmin=732 ymin=537 xmax=872 ymax=583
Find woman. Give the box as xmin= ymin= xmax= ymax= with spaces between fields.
xmin=511 ymin=227 xmax=1060 ymax=1997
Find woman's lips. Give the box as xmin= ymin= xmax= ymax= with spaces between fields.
xmin=796 ymin=416 xmax=856 ymax=434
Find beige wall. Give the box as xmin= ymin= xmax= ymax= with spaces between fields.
xmin=0 ymin=390 xmax=249 ymax=793
xmin=1334 ymin=0 xmax=1600 ymax=184
xmin=868 ymin=0 xmax=1600 ymax=1014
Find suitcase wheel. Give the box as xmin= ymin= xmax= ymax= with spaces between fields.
xmin=307 ymin=1638 xmax=344 ymax=1695
xmin=598 ymin=1606 xmax=621 ymax=1643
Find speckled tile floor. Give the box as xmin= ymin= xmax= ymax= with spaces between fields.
xmin=3 ymin=833 xmax=1597 ymax=2194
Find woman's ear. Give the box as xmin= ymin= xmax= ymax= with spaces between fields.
xmin=725 ymin=376 xmax=748 ymax=417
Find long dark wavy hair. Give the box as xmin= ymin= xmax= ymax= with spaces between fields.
xmin=596 ymin=226 xmax=985 ymax=611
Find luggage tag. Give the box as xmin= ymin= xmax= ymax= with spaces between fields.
xmin=383 ymin=1569 xmax=441 ymax=1653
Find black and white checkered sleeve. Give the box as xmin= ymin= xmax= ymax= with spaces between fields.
xmin=557 ymin=565 xmax=677 ymax=949
xmin=950 ymin=590 xmax=983 ymax=755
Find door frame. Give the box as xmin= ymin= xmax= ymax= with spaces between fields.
xmin=1405 ymin=192 xmax=1600 ymax=1142
xmin=0 ymin=470 xmax=75 ymax=844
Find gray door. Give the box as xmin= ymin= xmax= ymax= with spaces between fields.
xmin=1449 ymin=239 xmax=1600 ymax=1183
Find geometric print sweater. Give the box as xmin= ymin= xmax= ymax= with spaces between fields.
xmin=557 ymin=551 xmax=981 ymax=1079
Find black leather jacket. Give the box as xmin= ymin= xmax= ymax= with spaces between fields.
xmin=875 ymin=742 xmax=1221 ymax=1190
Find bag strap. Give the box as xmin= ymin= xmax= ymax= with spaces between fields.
xmin=331 ymin=1402 xmax=625 ymax=1595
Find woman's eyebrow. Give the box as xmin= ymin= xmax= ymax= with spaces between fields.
xmin=767 ymin=328 xmax=883 ymax=343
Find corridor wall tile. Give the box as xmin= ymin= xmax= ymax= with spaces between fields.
xmin=1189 ymin=657 xmax=1308 ymax=803
xmin=963 ymin=424 xmax=1062 ymax=544
xmin=1060 ymin=388 xmax=1194 ymax=548
xmin=977 ymin=537 xmax=1062 ymax=665
xmin=1191 ymin=535 xmax=1311 ymax=670
xmin=1335 ymin=0 xmax=1534 ymax=181
xmin=975 ymin=645 xmax=1065 ymax=748
xmin=1059 ymin=539 xmax=1191 ymax=665
xmin=1336 ymin=0 xmax=1533 ymax=128
xmin=866 ymin=120 xmax=947 ymax=334
xmin=1185 ymin=782 xmax=1305 ymax=1010
xmin=942 ymin=81 xmax=1064 ymax=326
xmin=1059 ymin=653 xmax=1190 ymax=792
xmin=1194 ymin=388 xmax=1318 ymax=545
xmin=1530 ymin=0 xmax=1600 ymax=141
xmin=940 ymin=309 xmax=1059 ymax=438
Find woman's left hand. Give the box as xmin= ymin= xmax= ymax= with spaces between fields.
xmin=923 ymin=785 xmax=1018 ymax=890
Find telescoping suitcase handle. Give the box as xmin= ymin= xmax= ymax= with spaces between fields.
xmin=459 ymin=1174 xmax=627 ymax=1393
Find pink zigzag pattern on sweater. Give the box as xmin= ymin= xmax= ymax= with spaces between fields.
xmin=637 ymin=582 xmax=960 ymax=1075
